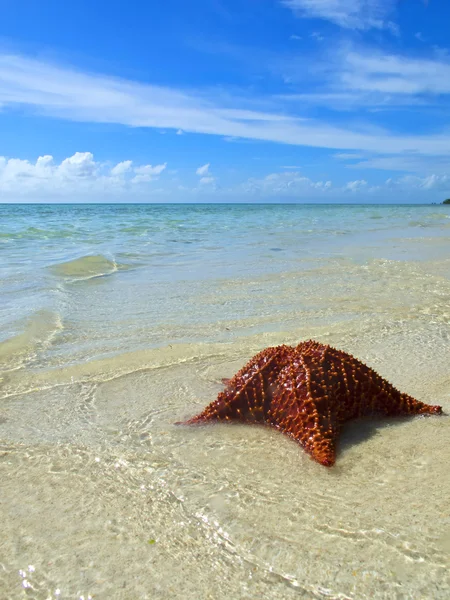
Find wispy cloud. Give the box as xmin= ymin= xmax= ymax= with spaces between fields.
xmin=334 ymin=153 xmax=365 ymax=160
xmin=281 ymin=0 xmax=395 ymax=30
xmin=347 ymin=154 xmax=450 ymax=175
xmin=1 ymin=53 xmax=450 ymax=156
xmin=196 ymin=163 xmax=210 ymax=176
xmin=278 ymin=45 xmax=450 ymax=113
xmin=132 ymin=163 xmax=167 ymax=183
xmin=310 ymin=31 xmax=324 ymax=42
xmin=196 ymin=163 xmax=216 ymax=187
xmin=199 ymin=176 xmax=215 ymax=186
xmin=341 ymin=50 xmax=450 ymax=95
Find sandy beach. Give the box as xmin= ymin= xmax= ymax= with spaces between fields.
xmin=1 ymin=203 xmax=449 ymax=599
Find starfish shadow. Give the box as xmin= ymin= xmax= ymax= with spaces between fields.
xmin=338 ymin=416 xmax=417 ymax=456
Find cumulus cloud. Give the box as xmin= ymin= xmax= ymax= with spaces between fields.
xmin=1 ymin=153 xmax=448 ymax=202
xmin=241 ymin=171 xmax=332 ymax=195
xmin=132 ymin=163 xmax=167 ymax=183
xmin=345 ymin=179 xmax=368 ymax=191
xmin=235 ymin=169 xmax=450 ymax=200
xmin=394 ymin=174 xmax=450 ymax=191
xmin=0 ymin=152 xmax=167 ymax=199
xmin=58 ymin=151 xmax=98 ymax=179
xmin=110 ymin=160 xmax=132 ymax=176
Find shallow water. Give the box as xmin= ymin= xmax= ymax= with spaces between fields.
xmin=0 ymin=203 xmax=449 ymax=599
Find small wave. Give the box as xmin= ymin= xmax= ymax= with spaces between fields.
xmin=0 ymin=310 xmax=63 ymax=371
xmin=0 ymin=339 xmax=237 ymax=401
xmin=428 ymin=213 xmax=450 ymax=220
xmin=49 ymin=254 xmax=130 ymax=281
xmin=0 ymin=227 xmax=76 ymax=240
xmin=408 ymin=217 xmax=450 ymax=228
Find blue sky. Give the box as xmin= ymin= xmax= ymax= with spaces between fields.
xmin=1 ymin=0 xmax=450 ymax=202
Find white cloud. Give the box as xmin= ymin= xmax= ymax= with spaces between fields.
xmin=110 ymin=160 xmax=132 ymax=176
xmin=2 ymin=53 xmax=450 ymax=156
xmin=281 ymin=0 xmax=395 ymax=30
xmin=58 ymin=151 xmax=98 ymax=179
xmin=342 ymin=51 xmax=450 ymax=95
xmin=196 ymin=163 xmax=210 ymax=176
xmin=0 ymin=152 xmax=167 ymax=198
xmin=344 ymin=154 xmax=450 ymax=175
xmin=395 ymin=174 xmax=450 ymax=191
xmin=199 ymin=176 xmax=215 ymax=185
xmin=344 ymin=179 xmax=368 ymax=191
xmin=278 ymin=45 xmax=450 ymax=116
xmin=310 ymin=31 xmax=324 ymax=42
xmin=236 ymin=170 xmax=449 ymax=199
xmin=132 ymin=163 xmax=167 ymax=183
xmin=196 ymin=164 xmax=216 ymax=187
xmin=240 ymin=171 xmax=332 ymax=195
xmin=277 ymin=90 xmax=434 ymax=112
xmin=420 ymin=174 xmax=449 ymax=190
xmin=334 ymin=153 xmax=365 ymax=160
xmin=1 ymin=154 xmax=448 ymax=202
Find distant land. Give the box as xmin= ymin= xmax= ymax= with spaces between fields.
xmin=443 ymin=199 xmax=450 ymax=204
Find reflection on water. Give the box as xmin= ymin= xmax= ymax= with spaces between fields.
xmin=0 ymin=204 xmax=449 ymax=599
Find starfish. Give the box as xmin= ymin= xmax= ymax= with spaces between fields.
xmin=182 ymin=341 xmax=443 ymax=466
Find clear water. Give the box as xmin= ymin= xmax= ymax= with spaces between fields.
xmin=1 ymin=203 xmax=449 ymax=599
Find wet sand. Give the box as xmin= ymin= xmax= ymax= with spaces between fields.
xmin=1 ymin=204 xmax=449 ymax=599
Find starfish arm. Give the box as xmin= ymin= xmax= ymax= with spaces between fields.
xmin=267 ymin=358 xmax=340 ymax=467
xmin=371 ymin=386 xmax=443 ymax=417
xmin=336 ymin=354 xmax=443 ymax=418
xmin=299 ymin=343 xmax=443 ymax=419
xmin=184 ymin=345 xmax=294 ymax=424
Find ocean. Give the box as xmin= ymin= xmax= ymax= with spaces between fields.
xmin=1 ymin=203 xmax=449 ymax=599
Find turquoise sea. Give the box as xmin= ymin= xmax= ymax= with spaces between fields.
xmin=1 ymin=203 xmax=449 ymax=599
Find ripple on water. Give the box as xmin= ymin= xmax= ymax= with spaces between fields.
xmin=49 ymin=254 xmax=132 ymax=281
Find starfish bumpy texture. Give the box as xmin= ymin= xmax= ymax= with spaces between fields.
xmin=183 ymin=341 xmax=443 ymax=466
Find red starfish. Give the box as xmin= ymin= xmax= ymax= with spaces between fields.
xmin=181 ymin=341 xmax=443 ymax=466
